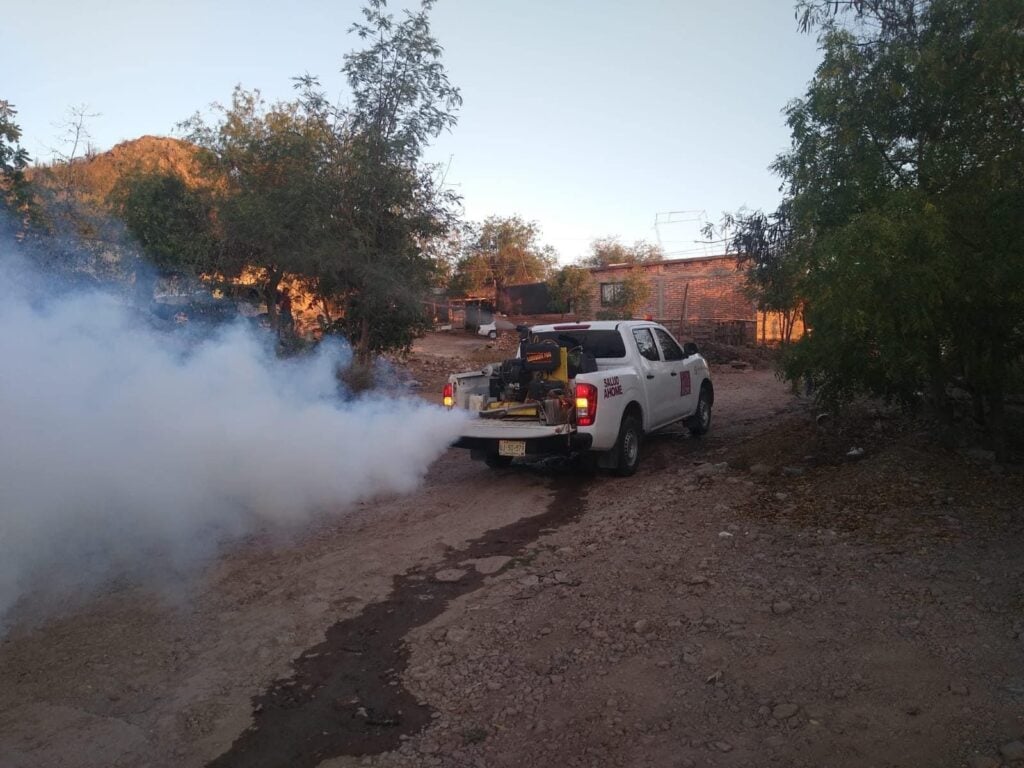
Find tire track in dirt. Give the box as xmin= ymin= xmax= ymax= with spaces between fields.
xmin=207 ymin=475 xmax=591 ymax=768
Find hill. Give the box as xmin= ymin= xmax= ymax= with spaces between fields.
xmin=29 ymin=135 xmax=206 ymax=207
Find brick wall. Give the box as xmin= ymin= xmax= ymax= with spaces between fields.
xmin=476 ymin=255 xmax=803 ymax=346
xmin=587 ymin=255 xmax=762 ymax=342
xmin=588 ymin=255 xmax=754 ymax=323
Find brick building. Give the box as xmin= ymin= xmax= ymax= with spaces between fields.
xmin=588 ymin=254 xmax=800 ymax=345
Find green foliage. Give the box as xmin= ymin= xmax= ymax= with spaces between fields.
xmin=109 ymin=171 xmax=218 ymax=277
xmin=7 ymin=3 xmax=459 ymax=367
xmin=180 ymin=87 xmax=336 ymax=309
xmin=719 ymin=209 xmax=798 ymax=312
xmin=547 ymin=236 xmax=662 ymax=320
xmin=452 ymin=216 xmax=556 ymax=308
xmin=715 ymin=206 xmax=804 ymax=344
xmin=547 ymin=264 xmax=594 ymax=316
xmin=784 ymin=192 xmax=954 ymax=403
xmin=322 ymin=0 xmax=462 ymax=360
xmin=328 ymin=287 xmax=430 ymax=359
xmin=164 ymin=0 xmax=459 ymax=359
xmin=579 ymin=236 xmax=663 ymax=268
xmin=0 ymin=100 xmax=35 ymax=230
xmin=343 ymin=0 xmax=461 ymax=163
xmin=774 ymin=0 xmax=1024 ymax=456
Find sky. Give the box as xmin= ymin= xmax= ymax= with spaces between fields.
xmin=3 ymin=0 xmax=823 ymax=263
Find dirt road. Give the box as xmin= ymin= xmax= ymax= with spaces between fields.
xmin=1 ymin=353 xmax=1022 ymax=768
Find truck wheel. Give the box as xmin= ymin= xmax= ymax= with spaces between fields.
xmin=488 ymin=330 xmax=497 ymax=339
xmin=687 ymin=385 xmax=712 ymax=436
xmin=613 ymin=414 xmax=642 ymax=477
xmin=484 ymin=453 xmax=513 ymax=469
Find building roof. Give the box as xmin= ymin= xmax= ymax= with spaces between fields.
xmin=587 ymin=253 xmax=734 ymax=273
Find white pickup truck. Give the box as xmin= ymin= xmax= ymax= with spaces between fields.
xmin=444 ymin=320 xmax=713 ymax=475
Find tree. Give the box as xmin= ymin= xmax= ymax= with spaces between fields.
xmin=716 ymin=206 xmax=804 ymax=345
xmin=547 ymin=264 xmax=595 ymax=317
xmin=180 ymin=87 xmax=340 ymax=328
xmin=34 ymin=105 xmax=105 ymax=239
xmin=453 ymin=216 xmax=556 ymax=311
xmin=48 ymin=104 xmax=101 ymax=198
xmin=122 ymin=0 xmax=458 ymax=362
xmin=109 ymin=170 xmax=219 ymax=280
xmin=305 ymin=0 xmax=462 ymax=362
xmin=0 ymin=101 xmax=35 ymax=234
xmin=580 ymin=236 xmax=663 ymax=268
xmin=775 ymin=0 xmax=1024 ymax=457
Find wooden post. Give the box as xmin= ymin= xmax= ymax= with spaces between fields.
xmin=680 ymin=281 xmax=690 ymax=338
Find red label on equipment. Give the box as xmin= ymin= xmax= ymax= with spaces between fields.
xmin=680 ymin=371 xmax=691 ymax=396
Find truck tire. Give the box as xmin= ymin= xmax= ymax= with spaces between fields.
xmin=686 ymin=385 xmax=712 ymax=436
xmin=484 ymin=453 xmax=514 ymax=469
xmin=488 ymin=330 xmax=497 ymax=339
xmin=613 ymin=414 xmax=642 ymax=477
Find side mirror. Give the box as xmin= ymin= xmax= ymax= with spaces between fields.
xmin=683 ymin=342 xmax=699 ymax=357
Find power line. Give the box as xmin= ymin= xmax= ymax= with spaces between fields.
xmin=653 ymin=210 xmax=712 ymax=258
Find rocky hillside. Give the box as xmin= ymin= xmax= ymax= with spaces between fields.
xmin=29 ymin=135 xmax=205 ymax=207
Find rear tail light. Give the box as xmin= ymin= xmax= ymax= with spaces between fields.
xmin=443 ymin=382 xmax=454 ymax=408
xmin=575 ymin=382 xmax=598 ymax=427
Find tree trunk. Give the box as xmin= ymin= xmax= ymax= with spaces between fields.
xmin=680 ymin=282 xmax=690 ymax=337
xmin=493 ymin=277 xmax=504 ymax=315
xmin=265 ymin=268 xmax=282 ymax=329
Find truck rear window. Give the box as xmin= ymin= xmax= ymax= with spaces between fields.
xmin=529 ymin=330 xmax=626 ymax=359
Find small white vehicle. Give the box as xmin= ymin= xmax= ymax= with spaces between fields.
xmin=477 ymin=315 xmax=512 ymax=339
xmin=444 ymin=320 xmax=713 ymax=475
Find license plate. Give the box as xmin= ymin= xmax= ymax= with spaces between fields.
xmin=498 ymin=439 xmax=526 ymax=457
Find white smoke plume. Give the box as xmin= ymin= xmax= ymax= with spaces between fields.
xmin=0 ymin=250 xmax=466 ymax=630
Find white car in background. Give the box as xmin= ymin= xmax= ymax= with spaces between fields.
xmin=477 ymin=315 xmax=513 ymax=339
